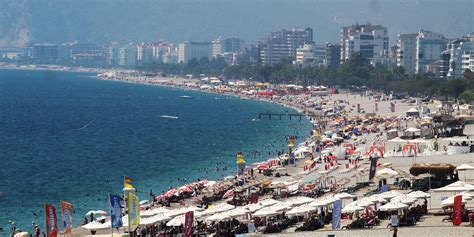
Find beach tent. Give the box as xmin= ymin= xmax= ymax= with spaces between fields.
xmin=379 ymin=202 xmax=408 ymax=211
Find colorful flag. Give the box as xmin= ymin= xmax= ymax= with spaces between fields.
xmin=109 ymin=194 xmax=123 ymax=228
xmin=332 ymin=199 xmax=342 ymax=230
xmin=369 ymin=157 xmax=378 ymax=180
xmin=453 ymin=195 xmax=463 ymax=226
xmin=45 ymin=203 xmax=58 ymax=237
xmin=127 ymin=192 xmax=140 ymax=229
xmin=184 ymin=211 xmax=194 ymax=237
xmin=236 ymin=152 xmax=246 ymax=170
xmin=60 ymin=201 xmax=73 ymax=234
xmin=124 ymin=176 xmax=134 ymax=189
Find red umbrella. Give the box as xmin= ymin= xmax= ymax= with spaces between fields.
xmin=258 ymin=165 xmax=269 ymax=170
xmin=222 ymin=189 xmax=235 ymax=199
xmin=164 ymin=189 xmax=177 ymax=198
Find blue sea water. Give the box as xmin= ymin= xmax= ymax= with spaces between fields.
xmin=0 ymin=69 xmax=312 ymax=234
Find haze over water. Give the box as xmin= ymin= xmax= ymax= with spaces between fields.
xmin=0 ymin=69 xmax=312 ymax=232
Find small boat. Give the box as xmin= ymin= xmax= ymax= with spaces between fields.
xmin=180 ymin=95 xmax=193 ymax=99
xmin=251 ymin=118 xmax=260 ymax=122
xmin=160 ymin=115 xmax=178 ymax=119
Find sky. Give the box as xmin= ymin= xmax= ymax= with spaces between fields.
xmin=0 ymin=0 xmax=473 ymax=47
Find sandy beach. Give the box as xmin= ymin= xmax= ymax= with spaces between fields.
xmin=20 ymin=71 xmax=474 ymax=237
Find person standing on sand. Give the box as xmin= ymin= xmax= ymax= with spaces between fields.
xmin=390 ymin=211 xmax=399 ymax=237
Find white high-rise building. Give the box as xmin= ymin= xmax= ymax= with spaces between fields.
xmin=178 ymin=41 xmax=212 ymax=64
xmin=447 ymin=33 xmax=474 ymax=79
xmin=340 ymin=23 xmax=388 ymax=63
xmin=118 ymin=44 xmax=138 ymax=66
xmin=396 ymin=33 xmax=418 ymax=74
xmin=415 ymin=30 xmax=447 ymax=74
xmin=260 ymin=27 xmax=313 ymax=65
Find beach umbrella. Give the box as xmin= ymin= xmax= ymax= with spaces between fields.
xmin=441 ymin=195 xmax=468 ymax=207
xmin=167 ymin=215 xmax=186 ymax=227
xmin=433 ymin=181 xmax=474 ymax=192
xmin=342 ymin=204 xmax=364 ymax=214
xmin=379 ymin=202 xmax=408 ymax=211
xmin=222 ymin=189 xmax=235 ymax=199
xmin=390 ymin=194 xmax=417 ymax=204
xmin=367 ymin=194 xmax=387 ymax=203
xmin=407 ymin=191 xmax=431 ymax=199
xmin=286 ymin=204 xmax=316 ymax=216
xmin=456 ymin=164 xmax=474 ymax=171
xmin=82 ymin=221 xmax=110 ymax=230
xmin=378 ymin=190 xmax=402 ymax=200
xmin=164 ymin=189 xmax=178 ymax=198
xmin=206 ymin=212 xmax=231 ymax=222
xmin=225 ymin=206 xmax=250 ymax=218
xmin=259 ymin=199 xmax=279 ymax=207
xmin=285 ymin=196 xmax=315 ymax=206
xmin=334 ymin=192 xmax=355 ymax=199
xmin=85 ymin=210 xmax=108 ymax=217
xmin=376 ymin=168 xmax=398 ymax=178
xmin=245 ymin=203 xmax=263 ymax=212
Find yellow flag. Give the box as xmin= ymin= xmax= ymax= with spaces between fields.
xmin=127 ymin=192 xmax=140 ymax=229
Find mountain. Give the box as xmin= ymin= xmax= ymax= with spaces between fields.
xmin=0 ymin=0 xmax=473 ymax=47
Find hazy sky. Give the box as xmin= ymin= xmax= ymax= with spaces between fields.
xmin=0 ymin=0 xmax=473 ymax=47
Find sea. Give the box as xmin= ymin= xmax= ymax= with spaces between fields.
xmin=0 ymin=69 xmax=312 ymax=234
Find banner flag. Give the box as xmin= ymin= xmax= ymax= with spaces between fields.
xmin=184 ymin=211 xmax=194 ymax=237
xmin=45 ymin=203 xmax=58 ymax=237
xmin=109 ymin=194 xmax=123 ymax=228
xmin=390 ymin=102 xmax=396 ymax=113
xmin=369 ymin=157 xmax=378 ymax=180
xmin=357 ymin=104 xmax=361 ymax=113
xmin=375 ymin=102 xmax=378 ymax=112
xmin=332 ymin=199 xmax=342 ymax=230
xmin=236 ymin=152 xmax=246 ymax=170
xmin=127 ymin=192 xmax=140 ymax=229
xmin=453 ymin=195 xmax=463 ymax=226
xmin=60 ymin=201 xmax=73 ymax=234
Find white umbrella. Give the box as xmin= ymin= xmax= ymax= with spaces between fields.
xmin=367 ymin=194 xmax=387 ymax=203
xmin=252 ymin=207 xmax=280 ymax=217
xmin=342 ymin=204 xmax=364 ymax=214
xmin=379 ymin=202 xmax=408 ymax=211
xmin=202 ymin=203 xmax=235 ymax=215
xmin=405 ymin=127 xmax=420 ymax=133
xmin=390 ymin=194 xmax=417 ymax=204
xmin=170 ymin=206 xmax=202 ymax=216
xmin=441 ymin=195 xmax=468 ymax=207
xmin=259 ymin=199 xmax=279 ymax=207
xmin=376 ymin=168 xmax=399 ymax=177
xmin=433 ymin=181 xmax=474 ymax=192
xmin=205 ymin=212 xmax=231 ymax=222
xmin=456 ymin=164 xmax=474 ymax=171
xmin=286 ymin=204 xmax=316 ymax=216
xmin=378 ymin=191 xmax=402 ymax=199
xmin=82 ymin=221 xmax=110 ymax=230
xmin=245 ymin=203 xmax=263 ymax=212
xmin=166 ymin=215 xmax=186 ymax=227
xmin=333 ymin=192 xmax=355 ymax=199
xmin=285 ymin=196 xmax=315 ymax=206
xmin=407 ymin=191 xmax=431 ymax=199
xmin=225 ymin=206 xmax=250 ymax=218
